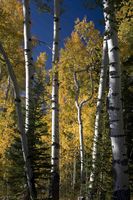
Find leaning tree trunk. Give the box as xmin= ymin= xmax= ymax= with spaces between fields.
xmin=88 ymin=37 xmax=108 ymax=197
xmin=103 ymin=0 xmax=130 ymax=199
xmin=0 ymin=42 xmax=35 ymax=200
xmin=51 ymin=0 xmax=60 ymax=199
xmin=23 ymin=0 xmax=36 ymax=199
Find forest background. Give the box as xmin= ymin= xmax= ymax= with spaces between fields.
xmin=0 ymin=0 xmax=132 ymax=200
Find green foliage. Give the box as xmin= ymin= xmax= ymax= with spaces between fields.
xmin=28 ymin=66 xmax=51 ymax=199
xmin=0 ymin=69 xmax=51 ymax=199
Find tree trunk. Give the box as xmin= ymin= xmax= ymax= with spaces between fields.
xmin=72 ymin=155 xmax=76 ymax=190
xmin=103 ymin=0 xmax=130 ymax=199
xmin=23 ymin=0 xmax=36 ymax=198
xmin=23 ymin=0 xmax=34 ymax=134
xmin=0 ymin=42 xmax=35 ymax=200
xmin=73 ymin=70 xmax=93 ymax=198
xmin=77 ymin=105 xmax=84 ymax=184
xmin=51 ymin=0 xmax=60 ymax=199
xmin=88 ymin=37 xmax=108 ymax=195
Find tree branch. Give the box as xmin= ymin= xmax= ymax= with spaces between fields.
xmin=73 ymin=71 xmax=80 ymax=107
xmin=5 ymin=76 xmax=11 ymax=101
xmin=80 ymin=67 xmax=94 ymax=107
xmin=33 ymin=38 xmax=52 ymax=51
xmin=73 ymin=66 xmax=94 ymax=109
xmin=0 ymin=42 xmax=21 ymax=102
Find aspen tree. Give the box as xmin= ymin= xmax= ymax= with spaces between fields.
xmin=73 ymin=68 xmax=93 ymax=200
xmin=103 ymin=0 xmax=130 ymax=198
xmin=0 ymin=42 xmax=36 ymax=200
xmin=23 ymin=0 xmax=36 ymax=198
xmin=88 ymin=37 xmax=108 ymax=197
xmin=74 ymin=69 xmax=93 ymax=186
xmin=51 ymin=0 xmax=60 ymax=199
xmin=23 ymin=0 xmax=34 ymax=134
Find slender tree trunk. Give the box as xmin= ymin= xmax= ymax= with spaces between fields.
xmin=72 ymin=155 xmax=76 ymax=190
xmin=77 ymin=105 xmax=84 ymax=184
xmin=88 ymin=38 xmax=108 ymax=196
xmin=23 ymin=0 xmax=34 ymax=134
xmin=51 ymin=0 xmax=60 ymax=199
xmin=73 ymin=72 xmax=85 ymax=189
xmin=103 ymin=0 xmax=130 ymax=199
xmin=23 ymin=0 xmax=36 ymax=198
xmin=73 ymin=70 xmax=93 ymax=198
xmin=0 ymin=42 xmax=35 ymax=200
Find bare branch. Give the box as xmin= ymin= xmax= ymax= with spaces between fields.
xmin=75 ymin=66 xmax=89 ymax=74
xmin=0 ymin=42 xmax=20 ymax=101
xmin=4 ymin=76 xmax=11 ymax=101
xmin=33 ymin=39 xmax=52 ymax=51
xmin=73 ymin=66 xmax=94 ymax=109
xmin=73 ymin=71 xmax=80 ymax=107
xmin=80 ymin=67 xmax=94 ymax=107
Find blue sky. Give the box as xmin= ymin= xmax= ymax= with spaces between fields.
xmin=31 ymin=0 xmax=104 ymax=69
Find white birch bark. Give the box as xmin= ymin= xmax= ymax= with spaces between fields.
xmin=89 ymin=38 xmax=108 ymax=193
xmin=103 ymin=0 xmax=130 ymax=198
xmin=0 ymin=42 xmax=35 ymax=200
xmin=51 ymin=0 xmax=60 ymax=199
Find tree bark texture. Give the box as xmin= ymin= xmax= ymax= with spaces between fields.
xmin=103 ymin=0 xmax=130 ymax=199
xmin=51 ymin=0 xmax=60 ymax=199
xmin=23 ymin=0 xmax=34 ymax=134
xmin=23 ymin=0 xmax=36 ymax=198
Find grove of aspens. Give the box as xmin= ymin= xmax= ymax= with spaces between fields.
xmin=0 ymin=0 xmax=132 ymax=200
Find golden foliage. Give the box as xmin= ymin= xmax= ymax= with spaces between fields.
xmin=0 ymin=0 xmax=24 ymax=87
xmin=117 ymin=0 xmax=133 ymax=61
xmin=58 ymin=19 xmax=102 ymax=177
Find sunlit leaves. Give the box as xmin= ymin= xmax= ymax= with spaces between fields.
xmin=0 ymin=0 xmax=24 ymax=88
xmin=117 ymin=0 xmax=133 ymax=61
xmin=58 ymin=19 xmax=102 ymax=189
